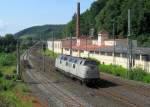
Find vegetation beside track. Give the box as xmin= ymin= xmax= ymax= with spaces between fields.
xmin=99 ymin=64 xmax=150 ymax=84
xmin=43 ymin=50 xmax=150 ymax=84
xmin=0 ymin=53 xmax=16 ymax=75
xmin=0 ymin=37 xmax=32 ymax=107
xmin=0 ymin=52 xmax=33 ymax=107
xmin=42 ymin=49 xmax=59 ymax=59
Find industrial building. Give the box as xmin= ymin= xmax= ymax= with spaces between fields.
xmin=47 ymin=2 xmax=150 ymax=73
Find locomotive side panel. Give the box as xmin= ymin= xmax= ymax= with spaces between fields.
xmin=55 ymin=55 xmax=100 ymax=84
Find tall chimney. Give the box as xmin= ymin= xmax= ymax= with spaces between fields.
xmin=76 ymin=2 xmax=80 ymax=38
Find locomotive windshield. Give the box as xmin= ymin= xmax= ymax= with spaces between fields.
xmin=84 ymin=60 xmax=98 ymax=65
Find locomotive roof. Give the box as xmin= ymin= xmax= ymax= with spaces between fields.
xmin=58 ymin=54 xmax=98 ymax=62
xmin=59 ymin=54 xmax=86 ymax=61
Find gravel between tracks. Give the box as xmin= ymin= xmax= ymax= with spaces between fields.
xmin=22 ymin=47 xmax=150 ymax=107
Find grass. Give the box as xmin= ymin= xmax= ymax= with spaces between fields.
xmin=0 ymin=75 xmax=33 ymax=107
xmin=99 ymin=64 xmax=150 ymax=84
xmin=0 ymin=53 xmax=16 ymax=66
xmin=0 ymin=52 xmax=33 ymax=107
xmin=0 ymin=66 xmax=16 ymax=75
xmin=14 ymin=82 xmax=30 ymax=93
xmin=99 ymin=64 xmax=127 ymax=78
xmin=42 ymin=49 xmax=59 ymax=59
xmin=0 ymin=91 xmax=32 ymax=107
xmin=0 ymin=52 xmax=16 ymax=75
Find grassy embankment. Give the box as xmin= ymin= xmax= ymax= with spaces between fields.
xmin=43 ymin=49 xmax=150 ymax=84
xmin=42 ymin=49 xmax=59 ymax=59
xmin=99 ymin=64 xmax=150 ymax=84
xmin=0 ymin=53 xmax=33 ymax=107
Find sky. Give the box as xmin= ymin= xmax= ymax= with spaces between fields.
xmin=0 ymin=0 xmax=95 ymax=36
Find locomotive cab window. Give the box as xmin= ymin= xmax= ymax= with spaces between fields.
xmin=80 ymin=61 xmax=83 ymax=65
xmin=60 ymin=56 xmax=64 ymax=60
xmin=84 ymin=60 xmax=98 ymax=65
xmin=64 ymin=57 xmax=67 ymax=60
xmin=74 ymin=59 xmax=78 ymax=63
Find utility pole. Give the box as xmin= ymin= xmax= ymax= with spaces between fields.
xmin=86 ymin=37 xmax=87 ymax=51
xmin=70 ymin=34 xmax=72 ymax=56
xmin=43 ymin=41 xmax=46 ymax=72
xmin=52 ymin=32 xmax=54 ymax=57
xmin=17 ymin=39 xmax=21 ymax=80
xmin=42 ymin=32 xmax=46 ymax=72
xmin=113 ymin=22 xmax=116 ymax=65
xmin=127 ymin=9 xmax=132 ymax=78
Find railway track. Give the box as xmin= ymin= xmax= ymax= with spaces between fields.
xmin=22 ymin=46 xmax=150 ymax=107
xmin=23 ymin=50 xmax=92 ymax=107
xmin=102 ymin=73 xmax=150 ymax=92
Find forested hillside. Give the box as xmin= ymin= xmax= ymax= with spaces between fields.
xmin=65 ymin=0 xmax=150 ymax=47
xmin=15 ymin=25 xmax=65 ymax=40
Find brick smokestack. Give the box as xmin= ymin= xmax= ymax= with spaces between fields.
xmin=76 ymin=2 xmax=80 ymax=38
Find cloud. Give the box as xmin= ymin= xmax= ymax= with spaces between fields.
xmin=0 ymin=19 xmax=8 ymax=31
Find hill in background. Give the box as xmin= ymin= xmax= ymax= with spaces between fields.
xmin=15 ymin=25 xmax=66 ymax=40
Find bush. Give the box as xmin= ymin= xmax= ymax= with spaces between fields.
xmin=143 ymin=75 xmax=150 ymax=83
xmin=99 ymin=64 xmax=150 ymax=84
xmin=0 ymin=70 xmax=3 ymax=78
xmin=129 ymin=68 xmax=150 ymax=83
xmin=129 ymin=68 xmax=146 ymax=81
xmin=99 ymin=64 xmax=126 ymax=77
xmin=43 ymin=49 xmax=59 ymax=59
xmin=0 ymin=53 xmax=16 ymax=66
xmin=2 ymin=79 xmax=14 ymax=91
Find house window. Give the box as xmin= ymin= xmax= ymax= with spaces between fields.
xmin=142 ymin=55 xmax=150 ymax=61
xmin=107 ymin=52 xmax=112 ymax=56
xmin=134 ymin=54 xmax=140 ymax=60
xmin=101 ymin=52 xmax=105 ymax=55
xmin=90 ymin=51 xmax=94 ymax=54
xmin=95 ymin=51 xmax=99 ymax=54
xmin=65 ymin=48 xmax=69 ymax=51
xmin=114 ymin=53 xmax=120 ymax=57
xmin=122 ymin=53 xmax=127 ymax=58
xmin=80 ymin=50 xmax=84 ymax=53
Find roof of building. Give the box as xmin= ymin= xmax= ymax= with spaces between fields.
xmin=95 ymin=46 xmax=150 ymax=55
xmin=63 ymin=43 xmax=150 ymax=55
xmin=64 ymin=45 xmax=107 ymax=51
xmin=98 ymin=29 xmax=109 ymax=35
xmin=77 ymin=36 xmax=94 ymax=39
